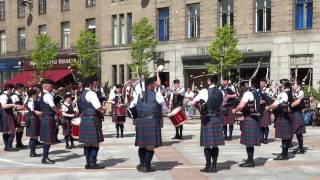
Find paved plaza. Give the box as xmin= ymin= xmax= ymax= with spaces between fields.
xmin=0 ymin=116 xmax=319 ymax=180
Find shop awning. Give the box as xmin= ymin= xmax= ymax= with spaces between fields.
xmin=5 ymin=69 xmax=72 ymax=86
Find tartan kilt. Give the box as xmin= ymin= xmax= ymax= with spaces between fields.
xmin=79 ymin=116 xmax=104 ymax=145
xmin=291 ymin=111 xmax=306 ymax=135
xmin=221 ymin=106 xmax=235 ymax=125
xmin=240 ymin=117 xmax=261 ymax=146
xmin=39 ymin=115 xmax=56 ymax=144
xmin=259 ymin=111 xmax=271 ymax=127
xmin=1 ymin=113 xmax=16 ymax=133
xmin=135 ymin=117 xmax=162 ymax=147
xmin=62 ymin=118 xmax=72 ymax=136
xmin=200 ymin=116 xmax=225 ymax=147
xmin=26 ymin=113 xmax=40 ymax=137
xmin=112 ymin=115 xmax=126 ymax=124
xmin=275 ymin=116 xmax=292 ymax=140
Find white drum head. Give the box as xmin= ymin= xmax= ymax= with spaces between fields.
xmin=71 ymin=117 xmax=81 ymax=125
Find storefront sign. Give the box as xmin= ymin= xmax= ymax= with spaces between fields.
xmin=23 ymin=54 xmax=77 ymax=71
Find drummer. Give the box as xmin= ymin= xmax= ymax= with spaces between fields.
xmin=129 ymin=76 xmax=167 ymax=172
xmin=109 ymin=84 xmax=126 ymax=138
xmin=11 ymin=83 xmax=27 ymax=149
xmin=191 ymin=74 xmax=225 ymax=173
xmin=25 ymin=89 xmax=42 ymax=157
xmin=61 ymin=93 xmax=76 ymax=149
xmin=78 ymin=77 xmax=106 ymax=169
xmin=169 ymin=79 xmax=185 ymax=139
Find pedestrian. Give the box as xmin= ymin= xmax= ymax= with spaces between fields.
xmin=185 ymin=88 xmax=194 ymax=120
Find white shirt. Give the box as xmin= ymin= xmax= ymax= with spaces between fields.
xmin=185 ymin=91 xmax=194 ymax=99
xmin=43 ymin=90 xmax=56 ymax=108
xmin=0 ymin=91 xmax=10 ymax=106
xmin=27 ymin=99 xmax=34 ymax=111
xmin=274 ymin=90 xmax=289 ymax=105
xmin=129 ymin=91 xmax=167 ymax=113
xmin=11 ymin=91 xmax=21 ymax=104
xmin=193 ymin=85 xmax=225 ymax=103
xmin=295 ymin=90 xmax=304 ymax=99
xmin=84 ymin=88 xmax=102 ymax=110
xmin=241 ymin=91 xmax=254 ymax=103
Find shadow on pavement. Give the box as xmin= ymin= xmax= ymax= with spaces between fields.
xmin=217 ymin=160 xmax=238 ymax=171
xmin=181 ymin=135 xmax=194 ymax=140
xmin=104 ymin=133 xmax=136 ymax=138
xmin=54 ymin=153 xmax=83 ymax=162
xmin=254 ymin=157 xmax=268 ymax=166
xmin=99 ymin=157 xmax=128 ymax=167
xmin=162 ymin=141 xmax=181 ymax=146
xmin=50 ymin=150 xmax=71 ymax=155
xmin=152 ymin=161 xmax=183 ymax=171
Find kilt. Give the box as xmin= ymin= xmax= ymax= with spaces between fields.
xmin=26 ymin=113 xmax=40 ymax=137
xmin=221 ymin=106 xmax=235 ymax=125
xmin=291 ymin=111 xmax=306 ymax=135
xmin=62 ymin=118 xmax=72 ymax=136
xmin=79 ymin=116 xmax=104 ymax=145
xmin=39 ymin=115 xmax=57 ymax=144
xmin=259 ymin=111 xmax=271 ymax=127
xmin=240 ymin=117 xmax=261 ymax=146
xmin=135 ymin=117 xmax=162 ymax=147
xmin=1 ymin=113 xmax=16 ymax=134
xmin=112 ymin=115 xmax=126 ymax=124
xmin=200 ymin=116 xmax=225 ymax=147
xmin=275 ymin=115 xmax=292 ymax=140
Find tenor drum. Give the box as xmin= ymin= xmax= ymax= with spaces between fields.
xmin=168 ymin=107 xmax=187 ymax=127
xmin=71 ymin=117 xmax=81 ymax=139
xmin=114 ymin=105 xmax=126 ymax=116
xmin=17 ymin=110 xmax=28 ymax=127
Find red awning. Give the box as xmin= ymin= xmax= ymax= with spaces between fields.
xmin=5 ymin=69 xmax=72 ymax=86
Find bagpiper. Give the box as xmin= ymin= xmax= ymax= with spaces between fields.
xmin=191 ymin=74 xmax=225 ymax=173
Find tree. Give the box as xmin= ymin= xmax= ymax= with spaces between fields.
xmin=129 ymin=17 xmax=157 ymax=78
xmin=208 ymin=25 xmax=242 ymax=82
xmin=74 ymin=30 xmax=100 ymax=79
xmin=31 ymin=34 xmax=58 ymax=79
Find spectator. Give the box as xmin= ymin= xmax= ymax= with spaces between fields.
xmin=304 ymin=96 xmax=318 ymax=125
xmin=184 ymin=88 xmax=195 ymax=120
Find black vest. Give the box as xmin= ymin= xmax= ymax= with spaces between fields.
xmin=172 ymin=89 xmax=184 ymax=108
xmin=242 ymin=90 xmax=259 ymax=117
xmin=136 ymin=90 xmax=162 ymax=117
xmin=78 ymin=89 xmax=96 ymax=116
xmin=3 ymin=94 xmax=13 ymax=115
xmin=13 ymin=93 xmax=23 ymax=105
xmin=40 ymin=92 xmax=55 ymax=116
xmin=207 ymin=87 xmax=223 ymax=114
xmin=290 ymin=91 xmax=304 ymax=112
xmin=63 ymin=103 xmax=75 ymax=120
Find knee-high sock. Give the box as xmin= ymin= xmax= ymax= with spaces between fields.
xmin=281 ymin=139 xmax=289 ymax=157
xmin=30 ymin=138 xmax=36 ymax=154
xmin=297 ymin=134 xmax=304 ymax=150
xmin=16 ymin=131 xmax=24 ymax=146
xmin=260 ymin=127 xmax=265 ymax=141
xmin=120 ymin=124 xmax=124 ymax=136
xmin=84 ymin=147 xmax=91 ymax=165
xmin=2 ymin=134 xmax=9 ymax=149
xmin=116 ymin=124 xmax=120 ymax=136
xmin=229 ymin=125 xmax=234 ymax=137
xmin=211 ymin=147 xmax=219 ymax=167
xmin=204 ymin=148 xmax=212 ymax=168
xmin=175 ymin=127 xmax=179 ymax=137
xmin=223 ymin=125 xmax=227 ymax=137
xmin=90 ymin=147 xmax=99 ymax=165
xmin=264 ymin=127 xmax=269 ymax=140
xmin=70 ymin=136 xmax=74 ymax=145
xmin=179 ymin=125 xmax=183 ymax=137
xmin=65 ymin=136 xmax=69 ymax=146
xmin=138 ymin=148 xmax=146 ymax=166
xmin=144 ymin=150 xmax=154 ymax=168
xmin=246 ymin=146 xmax=254 ymax=162
xmin=8 ymin=134 xmax=15 ymax=148
xmin=42 ymin=144 xmax=51 ymax=160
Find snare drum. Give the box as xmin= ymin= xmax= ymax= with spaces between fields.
xmin=168 ymin=107 xmax=187 ymax=127
xmin=71 ymin=117 xmax=81 ymax=139
xmin=17 ymin=110 xmax=28 ymax=127
xmin=114 ymin=105 xmax=126 ymax=116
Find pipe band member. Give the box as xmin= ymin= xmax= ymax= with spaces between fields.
xmin=39 ymin=79 xmax=61 ymax=164
xmin=78 ymin=77 xmax=106 ymax=169
xmin=26 ymin=89 xmax=42 ymax=157
xmin=61 ymin=93 xmax=76 ymax=149
xmin=266 ymin=79 xmax=293 ymax=160
xmin=192 ymin=74 xmax=225 ymax=173
xmin=232 ymin=82 xmax=261 ymax=168
xmin=169 ymin=79 xmax=185 ymax=139
xmin=109 ymin=84 xmax=126 ymax=138
xmin=130 ymin=76 xmax=167 ymax=173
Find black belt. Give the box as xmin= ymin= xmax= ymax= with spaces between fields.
xmin=138 ymin=114 xmax=161 ymax=119
xmin=202 ymin=114 xmax=220 ymax=117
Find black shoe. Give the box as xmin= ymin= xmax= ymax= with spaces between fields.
xmin=172 ymin=135 xmax=178 ymax=140
xmin=116 ymin=135 xmax=120 ymax=138
xmin=273 ymin=154 xmax=289 ymax=160
xmin=16 ymin=144 xmax=27 ymax=149
xmin=142 ymin=166 xmax=155 ymax=173
xmin=42 ymin=158 xmax=55 ymax=164
xmin=4 ymin=147 xmax=19 ymax=152
xmin=66 ymin=145 xmax=71 ymax=149
xmin=30 ymin=153 xmax=42 ymax=157
xmin=228 ymin=136 xmax=232 ymax=141
xmin=224 ymin=137 xmax=228 ymax=140
xmin=239 ymin=161 xmax=255 ymax=167
xmin=71 ymin=144 xmax=76 ymax=149
xmin=293 ymin=148 xmax=305 ymax=154
xmin=121 ymin=134 xmax=124 ymax=138
xmin=35 ymin=141 xmax=43 ymax=146
xmin=263 ymin=139 xmax=268 ymax=144
xmin=85 ymin=164 xmax=91 ymax=169
xmin=210 ymin=166 xmax=217 ymax=173
xmin=56 ymin=140 xmax=62 ymax=143
xmin=200 ymin=167 xmax=212 ymax=173
xmin=136 ymin=164 xmax=144 ymax=172
xmin=88 ymin=164 xmax=105 ymax=169
xmin=177 ymin=136 xmax=183 ymax=140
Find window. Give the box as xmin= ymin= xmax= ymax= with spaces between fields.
xmin=39 ymin=0 xmax=46 ymax=15
xmin=127 ymin=64 xmax=132 ymax=80
xmin=0 ymin=1 xmax=5 ymax=21
xmin=127 ymin=13 xmax=132 ymax=43
xmin=119 ymin=14 xmax=126 ymax=45
xmin=17 ymin=0 xmax=25 ymax=18
xmin=0 ymin=31 xmax=6 ymax=54
xmin=119 ymin=64 xmax=124 ymax=84
xmin=18 ymin=28 xmax=26 ymax=52
xmin=38 ymin=25 xmax=47 ymax=35
xmin=61 ymin=22 xmax=71 ymax=49
xmin=255 ymin=0 xmax=271 ymax=32
xmin=112 ymin=15 xmax=119 ymax=46
xmin=219 ymin=0 xmax=233 ymax=27
xmin=295 ymin=0 xmax=313 ymax=30
xmin=86 ymin=0 xmax=96 ymax=7
xmin=158 ymin=8 xmax=170 ymax=41
xmin=112 ymin=65 xmax=117 ymax=86
xmin=61 ymin=0 xmax=70 ymax=11
xmin=86 ymin=18 xmax=96 ymax=33
xmin=187 ymin=3 xmax=200 ymax=39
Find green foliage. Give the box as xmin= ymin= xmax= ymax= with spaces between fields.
xmin=74 ymin=30 xmax=100 ymax=79
xmin=208 ymin=25 xmax=242 ymax=75
xmin=303 ymin=85 xmax=320 ymax=101
xmin=31 ymin=34 xmax=58 ymax=78
xmin=129 ymin=17 xmax=157 ymax=78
